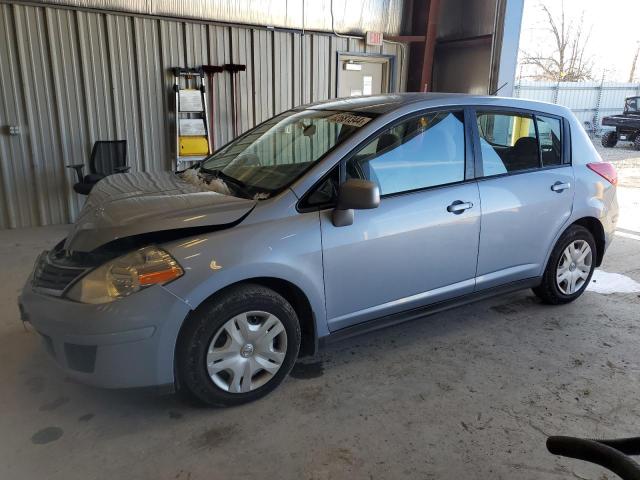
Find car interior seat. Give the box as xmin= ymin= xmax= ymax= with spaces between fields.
xmin=509 ymin=136 xmax=539 ymax=171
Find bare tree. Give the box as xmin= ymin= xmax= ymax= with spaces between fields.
xmin=521 ymin=2 xmax=593 ymax=82
xmin=629 ymin=42 xmax=640 ymax=83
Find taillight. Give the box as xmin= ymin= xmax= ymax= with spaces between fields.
xmin=587 ymin=162 xmax=618 ymax=185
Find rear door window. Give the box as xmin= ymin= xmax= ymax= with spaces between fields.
xmin=536 ymin=115 xmax=562 ymax=166
xmin=476 ymin=112 xmax=539 ymax=176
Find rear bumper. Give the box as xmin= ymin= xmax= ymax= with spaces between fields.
xmin=19 ymin=282 xmax=192 ymax=389
xmin=602 ymin=187 xmax=619 ymax=259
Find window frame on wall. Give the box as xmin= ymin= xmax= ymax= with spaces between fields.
xmin=468 ymin=106 xmax=571 ymax=180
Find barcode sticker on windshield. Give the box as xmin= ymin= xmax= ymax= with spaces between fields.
xmin=326 ymin=113 xmax=372 ymax=127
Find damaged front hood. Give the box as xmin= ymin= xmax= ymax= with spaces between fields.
xmin=65 ymin=171 xmax=256 ymax=252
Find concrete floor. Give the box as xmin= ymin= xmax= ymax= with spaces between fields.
xmin=1 ymin=152 xmax=640 ymax=479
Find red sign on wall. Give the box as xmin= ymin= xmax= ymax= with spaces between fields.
xmin=366 ymin=31 xmax=383 ymax=46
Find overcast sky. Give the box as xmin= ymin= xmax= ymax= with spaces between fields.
xmin=518 ymin=0 xmax=640 ymax=82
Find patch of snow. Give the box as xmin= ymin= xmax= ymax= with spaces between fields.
xmin=180 ymin=168 xmax=230 ymax=196
xmin=587 ymin=269 xmax=640 ymax=294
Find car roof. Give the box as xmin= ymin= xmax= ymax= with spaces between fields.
xmin=303 ymin=92 xmax=571 ymax=117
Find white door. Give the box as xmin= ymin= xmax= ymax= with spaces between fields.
xmin=338 ymin=56 xmax=390 ymax=97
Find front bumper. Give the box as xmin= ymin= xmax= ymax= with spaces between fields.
xmin=19 ymin=281 xmax=192 ymax=389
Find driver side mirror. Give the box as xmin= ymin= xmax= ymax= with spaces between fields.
xmin=331 ymin=179 xmax=380 ymax=227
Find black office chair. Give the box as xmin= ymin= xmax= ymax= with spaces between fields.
xmin=67 ymin=140 xmax=129 ymax=195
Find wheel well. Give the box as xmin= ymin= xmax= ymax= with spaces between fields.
xmin=572 ymin=217 xmax=605 ymax=267
xmin=182 ymin=277 xmax=317 ymax=358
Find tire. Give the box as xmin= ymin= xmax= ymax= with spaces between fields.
xmin=634 ymin=135 xmax=640 ymax=151
xmin=176 ymin=284 xmax=301 ymax=407
xmin=601 ymin=130 xmax=618 ymax=148
xmin=532 ymin=225 xmax=596 ymax=305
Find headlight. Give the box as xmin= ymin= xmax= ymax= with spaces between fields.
xmin=66 ymin=246 xmax=183 ymax=304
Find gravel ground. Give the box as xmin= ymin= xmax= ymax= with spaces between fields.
xmin=592 ymin=138 xmax=640 ymax=189
xmin=592 ymin=138 xmax=640 ymax=166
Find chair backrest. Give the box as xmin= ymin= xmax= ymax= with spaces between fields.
xmin=89 ymin=140 xmax=127 ymax=175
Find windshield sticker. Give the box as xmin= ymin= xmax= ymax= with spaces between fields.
xmin=326 ymin=113 xmax=372 ymax=128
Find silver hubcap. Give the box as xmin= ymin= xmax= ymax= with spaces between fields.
xmin=206 ymin=311 xmax=287 ymax=393
xmin=556 ymin=240 xmax=592 ymax=295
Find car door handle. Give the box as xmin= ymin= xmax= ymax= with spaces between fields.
xmin=447 ymin=200 xmax=474 ymax=214
xmin=551 ymin=181 xmax=571 ymax=192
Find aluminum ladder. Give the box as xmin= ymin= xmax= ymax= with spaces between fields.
xmin=173 ymin=67 xmax=212 ymax=171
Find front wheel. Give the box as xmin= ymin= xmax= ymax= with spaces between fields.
xmin=634 ymin=135 xmax=640 ymax=151
xmin=533 ymin=225 xmax=596 ymax=305
xmin=176 ymin=284 xmax=301 ymax=406
xmin=601 ymin=131 xmax=618 ymax=148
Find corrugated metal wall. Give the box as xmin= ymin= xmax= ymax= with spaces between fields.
xmin=0 ymin=1 xmax=407 ymax=228
xmin=514 ymin=81 xmax=640 ymax=131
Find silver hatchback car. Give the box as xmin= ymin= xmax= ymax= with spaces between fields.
xmin=20 ymin=94 xmax=618 ymax=406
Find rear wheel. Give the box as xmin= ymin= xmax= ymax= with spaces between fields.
xmin=634 ymin=135 xmax=640 ymax=151
xmin=532 ymin=225 xmax=596 ymax=305
xmin=601 ymin=131 xmax=618 ymax=148
xmin=176 ymin=284 xmax=301 ymax=406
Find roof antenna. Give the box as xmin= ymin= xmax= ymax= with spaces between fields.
xmin=489 ymin=82 xmax=509 ymax=96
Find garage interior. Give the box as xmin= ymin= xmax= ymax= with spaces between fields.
xmin=2 ymin=0 xmax=640 ymax=479
xmin=0 ymin=0 xmax=522 ymax=229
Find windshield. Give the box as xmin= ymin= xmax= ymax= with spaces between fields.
xmin=198 ymin=109 xmax=375 ymax=197
xmin=625 ymin=97 xmax=639 ymax=113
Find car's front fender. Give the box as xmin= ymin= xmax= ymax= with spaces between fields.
xmin=161 ymin=210 xmax=329 ymax=338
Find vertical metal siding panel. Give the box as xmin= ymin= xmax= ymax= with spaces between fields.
xmin=312 ymin=35 xmax=330 ymax=102
xmin=107 ymin=14 xmax=142 ymax=172
xmin=33 ymin=5 xmax=68 ymax=224
xmin=45 ymin=7 xmax=86 ymax=221
xmin=230 ymin=27 xmax=254 ymax=134
xmin=134 ymin=17 xmax=167 ymax=171
xmin=272 ymin=31 xmax=292 ymax=165
xmin=290 ymin=33 xmax=302 ymax=161
xmin=159 ymin=19 xmax=185 ymax=166
xmin=365 ymin=42 xmax=382 ymax=54
xmin=0 ymin=4 xmax=35 ymax=228
xmin=207 ymin=25 xmax=233 ymax=149
xmin=273 ymin=31 xmax=292 ymax=114
xmin=14 ymin=5 xmax=68 ymax=225
xmin=0 ymin=5 xmax=12 ymax=227
xmin=330 ymin=36 xmax=348 ymax=97
xmin=292 ymin=32 xmax=301 ymax=107
xmin=77 ymin=11 xmax=114 ymax=144
xmin=184 ymin=22 xmax=194 ymax=67
xmin=185 ymin=22 xmax=208 ymax=68
xmin=302 ymin=34 xmax=312 ymax=104
xmin=347 ymin=37 xmax=365 ymax=53
xmin=252 ymin=29 xmax=273 ymax=124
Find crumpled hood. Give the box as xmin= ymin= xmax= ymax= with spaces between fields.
xmin=64 ymin=171 xmax=256 ymax=252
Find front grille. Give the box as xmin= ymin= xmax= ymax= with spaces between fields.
xmin=32 ymin=252 xmax=87 ymax=294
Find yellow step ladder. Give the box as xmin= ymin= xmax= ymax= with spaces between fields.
xmin=173 ymin=67 xmax=212 ymax=170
